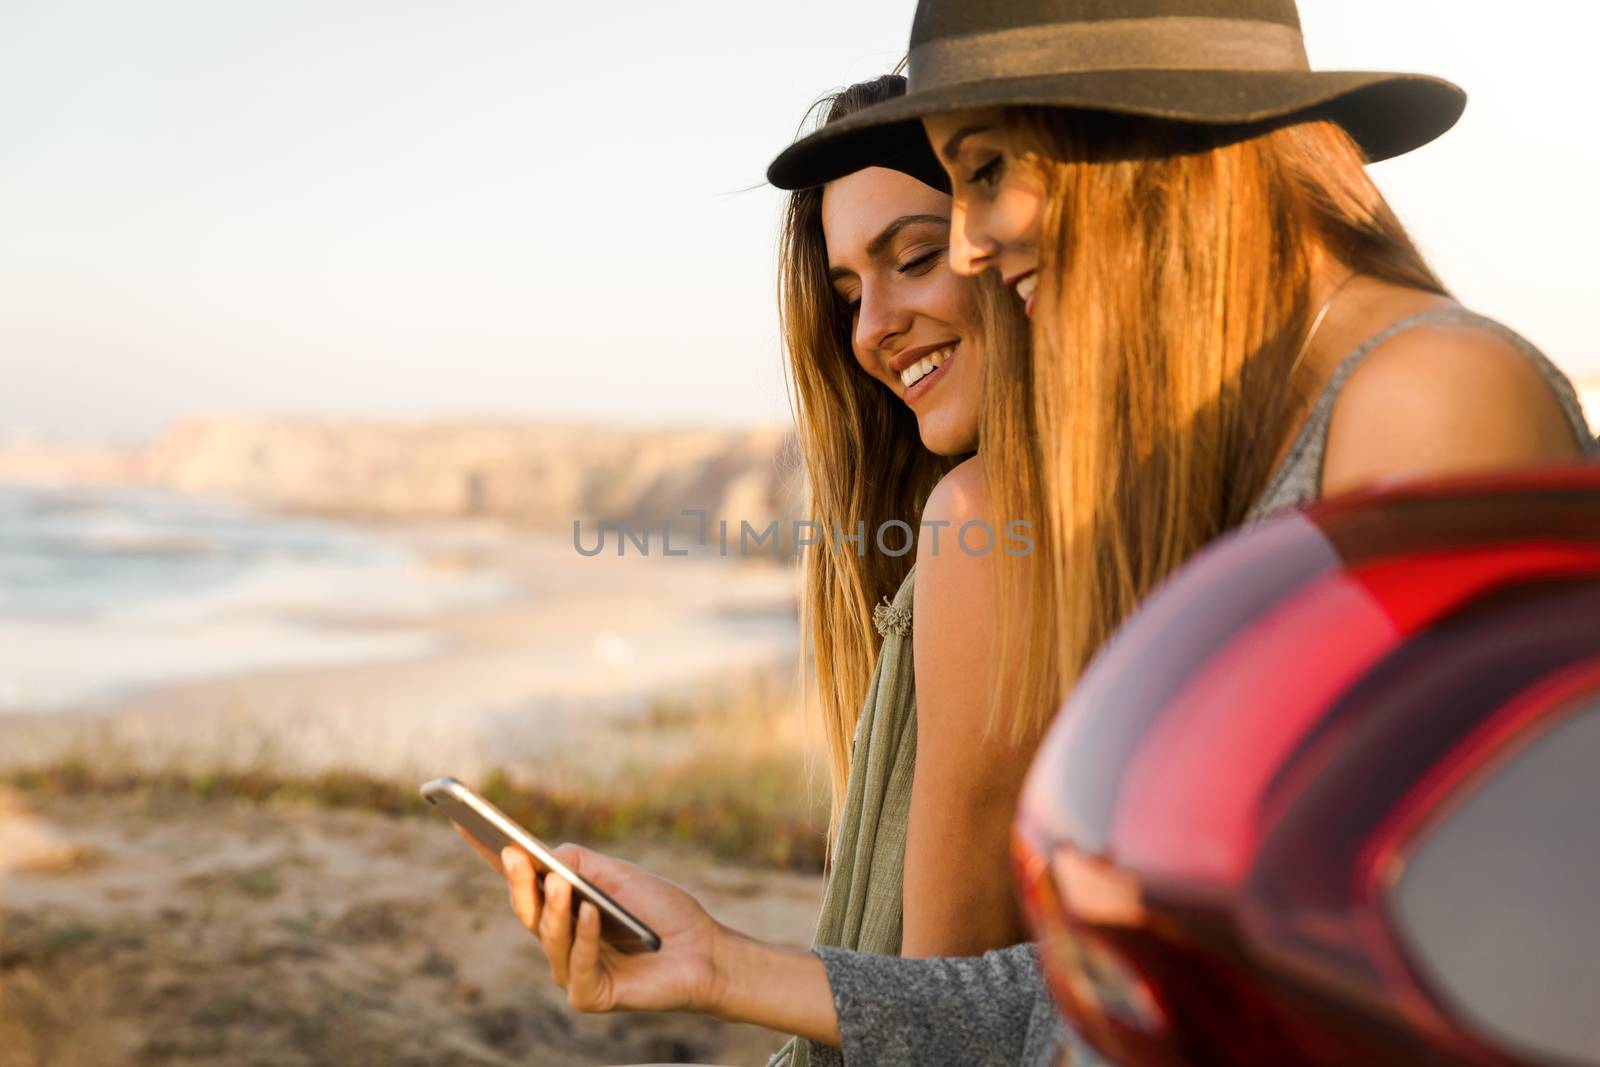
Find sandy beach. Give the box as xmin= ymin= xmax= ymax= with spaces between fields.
xmin=0 ymin=490 xmax=826 ymax=1066
xmin=0 ymin=785 xmax=822 ymax=1067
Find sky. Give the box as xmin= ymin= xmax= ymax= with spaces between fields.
xmin=2 ymin=0 xmax=1596 ymax=441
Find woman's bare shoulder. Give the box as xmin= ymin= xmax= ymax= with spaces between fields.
xmin=914 ymin=457 xmax=995 ymax=611
xmin=1323 ymin=320 xmax=1581 ymax=497
xmin=921 ymin=455 xmax=988 ymax=524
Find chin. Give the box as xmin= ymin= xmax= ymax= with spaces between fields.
xmin=917 ymin=415 xmax=979 ymax=457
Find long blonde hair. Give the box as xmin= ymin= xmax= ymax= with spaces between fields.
xmin=986 ymin=112 xmax=1446 ymax=741
xmin=779 ymin=78 xmax=1026 ymax=827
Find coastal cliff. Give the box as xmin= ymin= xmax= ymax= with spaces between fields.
xmin=0 ymin=415 xmax=807 ymax=540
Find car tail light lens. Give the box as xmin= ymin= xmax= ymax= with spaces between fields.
xmin=1012 ymin=466 xmax=1600 ymax=1066
xmin=1014 ymin=822 xmax=1171 ymax=1053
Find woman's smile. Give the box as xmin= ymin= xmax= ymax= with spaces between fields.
xmin=894 ymin=340 xmax=960 ymax=404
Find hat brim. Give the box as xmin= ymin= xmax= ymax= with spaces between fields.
xmin=818 ymin=118 xmax=953 ymax=194
xmin=768 ymin=69 xmax=1465 ymax=190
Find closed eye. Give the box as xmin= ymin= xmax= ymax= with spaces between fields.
xmin=969 ymin=155 xmax=1003 ymax=188
xmin=897 ymin=249 xmax=943 ymax=275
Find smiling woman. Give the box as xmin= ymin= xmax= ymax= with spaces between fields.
xmin=775 ymin=79 xmax=1040 ymax=1030
xmin=820 ymin=173 xmax=979 ymax=456
xmin=767 ymin=0 xmax=1597 ymax=758
xmin=918 ymin=101 xmax=1593 ymax=744
xmin=468 ymin=71 xmax=1041 ymax=1067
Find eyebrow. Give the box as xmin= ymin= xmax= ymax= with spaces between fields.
xmin=827 ymin=213 xmax=951 ymax=284
xmin=939 ymin=124 xmax=993 ymax=160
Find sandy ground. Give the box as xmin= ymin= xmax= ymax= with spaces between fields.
xmin=0 ymin=522 xmax=803 ymax=791
xmin=0 ymin=516 xmax=825 ymax=1065
xmin=0 ymin=786 xmax=822 ymax=1067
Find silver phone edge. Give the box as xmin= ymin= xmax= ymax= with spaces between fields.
xmin=419 ymin=776 xmax=662 ymax=952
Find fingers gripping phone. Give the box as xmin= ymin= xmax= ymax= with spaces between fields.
xmin=420 ymin=776 xmax=662 ymax=953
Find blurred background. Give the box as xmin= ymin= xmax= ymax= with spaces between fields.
xmin=0 ymin=2 xmax=1594 ymax=1064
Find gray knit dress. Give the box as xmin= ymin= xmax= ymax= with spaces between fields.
xmin=808 ymin=307 xmax=1596 ymax=1067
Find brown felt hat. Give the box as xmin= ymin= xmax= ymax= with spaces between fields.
xmin=768 ymin=0 xmax=1466 ymax=190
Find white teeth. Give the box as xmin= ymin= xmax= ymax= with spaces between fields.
xmin=899 ymin=346 xmax=956 ymax=390
xmin=1014 ymin=274 xmax=1038 ymax=302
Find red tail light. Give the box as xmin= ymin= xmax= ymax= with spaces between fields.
xmin=1014 ymin=465 xmax=1600 ymax=1067
xmin=1014 ymin=825 xmax=1167 ymax=1039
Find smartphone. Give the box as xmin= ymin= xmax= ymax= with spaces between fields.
xmin=420 ymin=776 xmax=662 ymax=953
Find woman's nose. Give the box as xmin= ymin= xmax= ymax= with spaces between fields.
xmin=947 ymin=204 xmax=996 ymax=276
xmin=854 ymin=285 xmax=913 ymax=353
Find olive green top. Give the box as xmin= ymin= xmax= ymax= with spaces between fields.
xmin=771 ymin=565 xmax=918 ymax=1067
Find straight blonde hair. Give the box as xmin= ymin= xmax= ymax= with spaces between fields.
xmin=985 ymin=113 xmax=1446 ymax=741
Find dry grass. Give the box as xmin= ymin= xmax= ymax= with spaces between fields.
xmin=5 ymin=670 xmax=830 ymax=873
xmin=0 ymin=671 xmax=831 ymax=1065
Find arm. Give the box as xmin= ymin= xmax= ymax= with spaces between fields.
xmin=902 ymin=456 xmax=1037 ymax=957
xmin=1322 ymin=325 xmax=1584 ymax=498
xmin=817 ymin=942 xmax=1051 ymax=1066
xmin=494 ymin=842 xmax=1081 ymax=1065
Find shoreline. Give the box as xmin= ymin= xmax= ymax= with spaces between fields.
xmin=0 ymin=511 xmax=808 ymax=790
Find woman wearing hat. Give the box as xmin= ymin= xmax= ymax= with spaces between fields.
xmin=772 ymin=75 xmax=1041 ymax=991
xmin=759 ymin=72 xmax=1050 ymax=1060
xmin=771 ymin=0 xmax=1595 ymax=743
xmin=485 ymin=72 xmax=1055 ymax=1064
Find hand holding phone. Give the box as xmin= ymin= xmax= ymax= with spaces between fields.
xmin=497 ymin=844 xmax=843 ymax=1045
xmin=420 ymin=776 xmax=661 ymax=952
xmin=423 ymin=776 xmax=842 ymax=1045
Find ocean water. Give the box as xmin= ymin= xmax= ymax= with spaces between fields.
xmin=0 ymin=484 xmax=506 ymax=712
